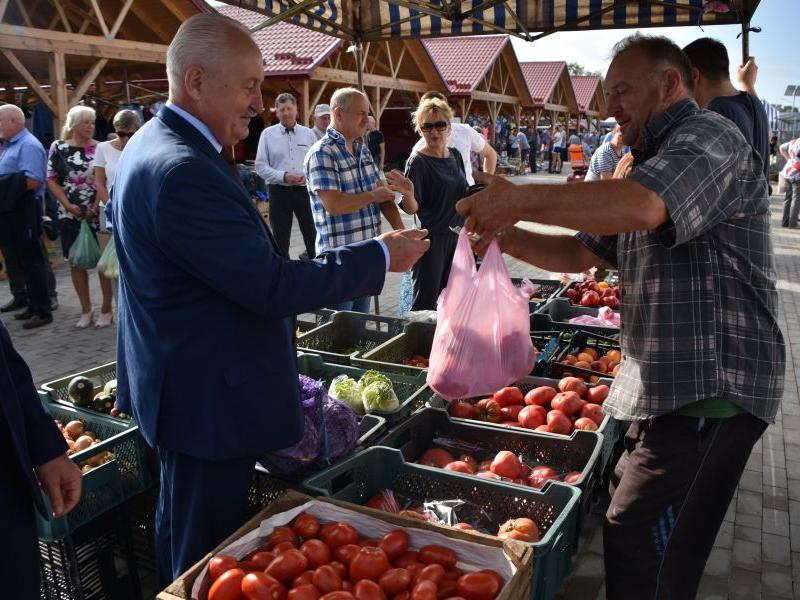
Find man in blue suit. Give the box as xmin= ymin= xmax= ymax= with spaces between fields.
xmin=0 ymin=319 xmax=82 ymax=596
xmin=111 ymin=13 xmax=429 ymax=585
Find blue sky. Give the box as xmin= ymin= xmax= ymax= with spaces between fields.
xmin=510 ymin=0 xmax=795 ymax=109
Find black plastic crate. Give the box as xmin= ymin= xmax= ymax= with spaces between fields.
xmin=296 ymin=308 xmax=336 ymax=334
xmin=297 ymin=311 xmax=407 ymax=364
xmin=530 ymin=330 xmax=564 ymax=376
xmin=511 ymin=277 xmax=564 ymax=311
xmin=549 ymin=330 xmax=623 ymax=381
xmin=354 ymin=320 xmax=436 ymax=376
xmin=531 ymin=305 xmax=621 ymax=337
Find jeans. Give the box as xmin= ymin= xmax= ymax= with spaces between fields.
xmin=782 ymin=179 xmax=800 ymax=227
xmin=332 ymin=296 xmax=371 ymax=312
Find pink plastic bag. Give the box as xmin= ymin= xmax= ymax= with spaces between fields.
xmin=426 ymin=230 xmax=536 ymax=400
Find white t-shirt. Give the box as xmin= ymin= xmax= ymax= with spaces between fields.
xmin=94 ymin=141 xmax=123 ymax=191
xmin=411 ymin=122 xmax=486 ymax=185
xmin=553 ymin=131 xmax=566 ymax=148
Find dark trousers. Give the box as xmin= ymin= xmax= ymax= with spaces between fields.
xmin=604 ymin=412 xmax=766 ymax=600
xmin=268 ymin=185 xmax=317 ymax=259
xmin=155 ymin=449 xmax=255 ymax=586
xmin=1 ymin=238 xmax=57 ymax=303
xmin=529 ymin=149 xmax=538 ymax=173
xmin=411 ymin=232 xmax=458 ymax=311
xmin=782 ymin=180 xmax=800 ymax=227
xmin=0 ymin=428 xmax=40 ymax=599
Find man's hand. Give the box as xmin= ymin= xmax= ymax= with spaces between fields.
xmin=379 ymin=228 xmax=430 ymax=272
xmin=737 ymin=57 xmax=758 ymax=94
xmin=371 ymin=186 xmax=396 ymax=204
xmin=385 ymin=170 xmax=413 ymax=199
xmin=455 ymin=173 xmax=518 ymax=254
xmin=285 ymin=172 xmax=306 ymax=185
xmin=36 ymin=454 xmax=82 ymax=518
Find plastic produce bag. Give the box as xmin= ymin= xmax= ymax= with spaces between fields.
xmin=96 ymin=234 xmax=119 ymax=279
xmin=426 ymin=230 xmax=535 ymax=400
xmin=68 ymin=220 xmax=101 ymax=269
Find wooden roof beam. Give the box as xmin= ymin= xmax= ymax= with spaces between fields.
xmin=315 ymin=66 xmax=432 ymax=93
xmin=0 ymin=48 xmax=56 ymax=113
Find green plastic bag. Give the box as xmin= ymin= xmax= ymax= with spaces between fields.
xmin=97 ymin=234 xmax=119 ymax=279
xmin=68 ymin=220 xmax=101 ymax=270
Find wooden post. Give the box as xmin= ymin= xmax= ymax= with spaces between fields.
xmin=49 ymin=51 xmax=67 ymax=135
xmin=302 ymin=79 xmax=310 ymax=125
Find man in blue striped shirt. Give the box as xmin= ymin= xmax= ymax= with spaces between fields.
xmin=584 ymin=125 xmax=624 ymax=181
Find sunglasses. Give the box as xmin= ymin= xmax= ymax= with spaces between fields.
xmin=115 ymin=130 xmax=135 ymax=139
xmin=420 ymin=121 xmax=448 ymax=133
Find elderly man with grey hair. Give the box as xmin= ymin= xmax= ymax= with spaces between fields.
xmin=0 ymin=103 xmax=55 ymax=328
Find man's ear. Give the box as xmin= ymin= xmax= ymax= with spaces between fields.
xmin=183 ymin=65 xmax=205 ymax=102
xmin=661 ymin=67 xmax=684 ymax=101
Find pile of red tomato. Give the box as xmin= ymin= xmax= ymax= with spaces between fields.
xmin=206 ymin=511 xmax=506 ymax=600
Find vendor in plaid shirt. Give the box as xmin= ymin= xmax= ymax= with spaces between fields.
xmin=305 ymin=87 xmax=407 ymax=312
xmin=457 ymin=34 xmax=784 ymax=599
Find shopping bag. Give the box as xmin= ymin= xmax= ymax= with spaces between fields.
xmin=426 ymin=229 xmax=535 ymax=400
xmin=97 ymin=234 xmax=119 ymax=279
xmin=68 ymin=220 xmax=101 ymax=270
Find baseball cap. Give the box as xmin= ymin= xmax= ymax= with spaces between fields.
xmin=314 ymin=104 xmax=331 ymax=117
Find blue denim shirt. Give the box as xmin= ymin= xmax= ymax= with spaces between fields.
xmin=0 ymin=129 xmax=47 ymax=197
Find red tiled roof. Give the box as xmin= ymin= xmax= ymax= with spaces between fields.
xmin=422 ymin=35 xmax=508 ymax=95
xmin=217 ymin=5 xmax=341 ymax=77
xmin=519 ymin=61 xmax=566 ymax=108
xmin=570 ymin=75 xmax=602 ymax=112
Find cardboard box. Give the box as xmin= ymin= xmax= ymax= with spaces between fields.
xmin=158 ymin=490 xmax=532 ymax=600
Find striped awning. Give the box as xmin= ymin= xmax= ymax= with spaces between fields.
xmin=221 ymin=0 xmax=760 ymax=42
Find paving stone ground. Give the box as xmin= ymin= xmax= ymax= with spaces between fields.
xmin=3 ymin=170 xmax=797 ymax=599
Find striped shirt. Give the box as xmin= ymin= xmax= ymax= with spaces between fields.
xmin=577 ymin=99 xmax=784 ymax=423
xmin=304 ymin=126 xmax=382 ymax=255
xmin=584 ymin=141 xmax=620 ymax=181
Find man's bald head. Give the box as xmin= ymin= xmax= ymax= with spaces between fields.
xmin=0 ymin=104 xmax=25 ymax=139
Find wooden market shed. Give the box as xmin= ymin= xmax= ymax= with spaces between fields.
xmin=519 ymin=61 xmax=578 ymax=131
xmin=570 ymin=75 xmax=606 ymax=132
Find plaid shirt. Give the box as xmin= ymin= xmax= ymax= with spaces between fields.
xmin=304 ymin=126 xmax=382 ymax=254
xmin=577 ymin=99 xmax=784 ymax=423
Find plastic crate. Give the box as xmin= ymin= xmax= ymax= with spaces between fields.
xmin=296 ymin=308 xmax=336 ymax=334
xmin=530 ymin=330 xmax=564 ymax=376
xmin=511 ymin=277 xmax=564 ymax=311
xmin=39 ymin=509 xmax=141 ymax=600
xmin=304 ymin=446 xmax=581 ymax=600
xmin=297 ymin=311 xmax=407 ymax=364
xmin=298 ymin=352 xmax=428 ymax=425
xmin=38 ymin=394 xmax=152 ymax=541
xmin=41 ymin=361 xmax=127 ymax=422
xmin=354 ymin=320 xmax=435 ymax=376
xmin=376 ymin=407 xmax=602 ymax=514
xmin=549 ymin=330 xmax=623 ymax=381
xmin=123 ymin=487 xmax=159 ymax=576
xmin=531 ymin=305 xmax=621 ymax=337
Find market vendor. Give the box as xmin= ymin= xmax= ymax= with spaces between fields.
xmin=456 ymin=33 xmax=783 ymax=600
xmin=111 ymin=13 xmax=429 ymax=585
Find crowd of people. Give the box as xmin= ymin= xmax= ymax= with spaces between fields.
xmin=0 ymin=9 xmax=796 ymax=600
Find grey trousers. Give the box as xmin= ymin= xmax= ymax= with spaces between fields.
xmin=783 ymin=179 xmax=800 ymax=227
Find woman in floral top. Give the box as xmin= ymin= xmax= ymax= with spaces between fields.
xmin=47 ymin=105 xmax=113 ymax=329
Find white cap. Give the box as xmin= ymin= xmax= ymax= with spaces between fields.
xmin=314 ymin=104 xmax=331 ymax=117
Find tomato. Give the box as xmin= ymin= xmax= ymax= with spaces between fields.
xmin=270 ymin=527 xmax=300 ymax=549
xmin=418 ymin=448 xmax=454 ymax=468
xmin=523 ymin=386 xmax=556 ymax=407
xmin=418 ymin=546 xmax=456 ymax=569
xmin=288 ymin=585 xmax=322 ymax=600
xmin=442 ymin=568 xmax=462 ymax=581
xmin=208 ymin=555 xmax=239 ymax=582
xmin=319 ymin=593 xmax=356 ymax=600
xmin=448 ymin=401 xmax=476 ymax=420
xmin=393 ymin=593 xmax=410 ymax=600
xmin=452 ymin=523 xmax=474 ymax=531
xmin=366 ymin=492 xmax=399 ymax=512
xmin=574 ymin=417 xmax=598 ymax=431
xmin=499 ymin=405 xmax=523 ymax=422
xmin=457 ymin=455 xmax=478 ymax=471
xmin=557 ymin=377 xmax=587 ymax=398
xmin=392 ymin=551 xmax=419 ymax=568
xmin=492 ymin=387 xmax=523 ymax=407
xmin=249 ymin=551 xmax=277 ymax=570
xmin=321 ymin=523 xmax=360 ymax=550
xmin=436 ymin=580 xmax=458 ymax=599
xmin=551 ymin=391 xmax=583 ymax=417
xmin=333 ymin=544 xmax=361 ymax=565
xmin=410 ymin=580 xmax=437 ymax=600
xmin=528 ymin=465 xmax=559 ymax=489
xmin=208 ymin=567 xmax=246 ymax=600
xmin=328 ymin=561 xmax=348 ymax=579
xmin=241 ymin=572 xmax=287 ymax=600
xmin=398 ymin=510 xmax=428 ymax=521
xmin=517 ymin=405 xmax=547 ymax=430
xmin=378 ymin=568 xmax=411 ymax=595
xmin=456 ymin=572 xmax=499 ymax=600
xmin=443 ymin=461 xmax=473 ymax=474
xmin=586 ymin=384 xmax=609 ymax=404
xmin=293 ymin=571 xmax=316 ymax=588
xmin=274 ymin=541 xmax=298 ymax=555
xmin=265 ymin=549 xmax=309 ymax=583
xmin=546 ymin=410 xmax=573 ymax=435
xmin=477 ymin=570 xmax=504 ymax=592
xmin=301 ymin=539 xmax=332 ymax=568
xmin=342 ymin=581 xmax=354 ymax=592
xmin=413 ymin=564 xmax=445 ymax=586
xmin=580 ymin=402 xmax=605 ymax=426
xmin=497 ymin=517 xmax=540 ymax=543
xmin=312 ymin=565 xmax=343 ymax=593
xmin=474 ymin=399 xmax=501 ymax=423
xmin=239 ymin=561 xmax=268 ymax=573
xmin=563 ymin=470 xmax=582 ymax=484
xmin=378 ymin=530 xmax=410 ymax=561
xmin=359 ymin=539 xmax=379 ymax=548
xmin=476 ymin=472 xmax=500 ymax=481
xmin=350 ymin=546 xmax=390 ymax=582
xmin=292 ymin=513 xmax=321 ymax=540
xmin=353 ymin=579 xmax=388 ymax=600
xmin=404 ymin=563 xmax=424 ymax=582
xmin=489 ymin=451 xmax=522 ymax=479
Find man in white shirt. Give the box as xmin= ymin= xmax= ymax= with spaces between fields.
xmin=410 ymin=92 xmax=497 ymax=186
xmin=311 ymin=104 xmax=330 ymax=141
xmin=255 ymin=93 xmax=317 ymax=259
xmin=551 ymin=125 xmax=566 ymax=174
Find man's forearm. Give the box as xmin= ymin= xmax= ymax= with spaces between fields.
xmin=380 ymin=201 xmax=404 ymax=230
xmin=482 ymin=147 xmax=497 ymax=174
xmin=505 ymin=230 xmax=605 ymax=273
xmin=509 ymin=180 xmax=667 ymax=235
xmin=317 ymin=189 xmax=377 ymax=215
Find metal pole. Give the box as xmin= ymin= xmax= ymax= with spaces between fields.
xmin=123 ymin=64 xmax=131 ymax=105
xmin=741 ymin=21 xmax=750 ymax=65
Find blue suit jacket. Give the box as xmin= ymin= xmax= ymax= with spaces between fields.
xmin=0 ymin=320 xmax=67 ymax=516
xmin=112 ymin=107 xmax=386 ymax=460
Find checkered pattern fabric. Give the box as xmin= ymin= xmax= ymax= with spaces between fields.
xmin=304 ymin=127 xmax=382 ymax=254
xmin=578 ymin=99 xmax=785 ymax=423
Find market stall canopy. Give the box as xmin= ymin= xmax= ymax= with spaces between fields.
xmin=570 ymin=75 xmax=605 ymax=117
xmin=219 ymin=0 xmax=761 ymax=43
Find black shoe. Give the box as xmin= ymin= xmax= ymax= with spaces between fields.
xmin=0 ymin=298 xmax=27 ymax=313
xmin=22 ymin=314 xmax=53 ymax=329
xmin=50 ymin=298 xmax=59 ymax=311
xmin=14 ymin=309 xmax=33 ymax=320
xmin=299 ymin=251 xmax=310 ymax=261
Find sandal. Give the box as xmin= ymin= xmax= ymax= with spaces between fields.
xmin=76 ymin=311 xmax=94 ymax=329
xmin=95 ymin=312 xmax=114 ymax=328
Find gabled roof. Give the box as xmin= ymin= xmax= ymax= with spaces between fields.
xmin=570 ymin=75 xmax=602 ymax=113
xmin=422 ymin=35 xmax=508 ymax=95
xmin=519 ymin=61 xmax=565 ymax=107
xmin=217 ymin=5 xmax=341 ymax=77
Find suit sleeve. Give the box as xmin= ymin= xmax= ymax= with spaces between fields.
xmin=153 ymin=160 xmax=386 ymax=319
xmin=0 ymin=322 xmax=67 ymax=468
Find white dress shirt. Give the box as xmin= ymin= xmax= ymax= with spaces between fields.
xmin=165 ymin=102 xmax=222 ymax=152
xmin=255 ymin=123 xmax=316 ymax=186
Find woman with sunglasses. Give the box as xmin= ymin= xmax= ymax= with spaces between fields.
xmin=387 ymin=98 xmax=467 ymax=310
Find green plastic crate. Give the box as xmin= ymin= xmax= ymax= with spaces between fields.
xmin=354 ymin=321 xmax=436 ymax=376
xmin=297 ymin=311 xmax=407 ymax=364
xmin=38 ymin=393 xmax=152 ymax=541
xmin=304 ymin=446 xmax=581 ymax=600
xmin=296 ymin=309 xmax=336 ymax=334
xmin=376 ymin=407 xmax=602 ymax=515
xmin=41 ymin=362 xmax=127 ymax=422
